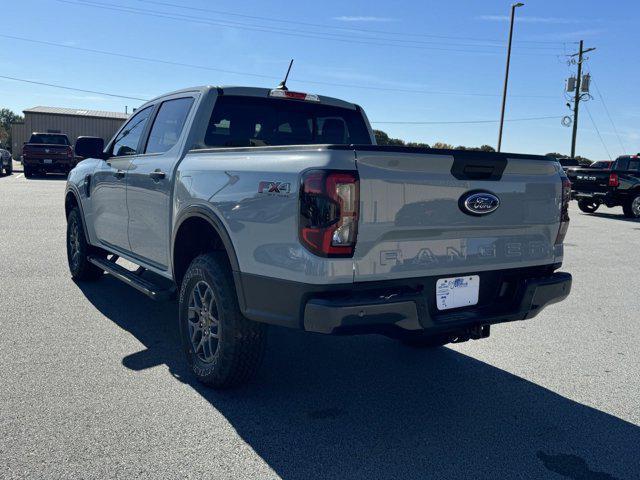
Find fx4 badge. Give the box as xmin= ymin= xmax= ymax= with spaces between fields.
xmin=258 ymin=181 xmax=291 ymax=196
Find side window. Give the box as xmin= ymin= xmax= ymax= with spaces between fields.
xmin=145 ymin=97 xmax=194 ymax=154
xmin=629 ymin=159 xmax=640 ymax=172
xmin=111 ymin=107 xmax=152 ymax=157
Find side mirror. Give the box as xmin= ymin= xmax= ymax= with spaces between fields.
xmin=75 ymin=136 xmax=105 ymax=160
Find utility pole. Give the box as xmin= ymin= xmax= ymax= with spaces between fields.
xmin=569 ymin=40 xmax=596 ymax=158
xmin=497 ymin=2 xmax=524 ymax=153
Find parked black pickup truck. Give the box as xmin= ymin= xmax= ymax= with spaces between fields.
xmin=567 ymin=155 xmax=640 ymax=218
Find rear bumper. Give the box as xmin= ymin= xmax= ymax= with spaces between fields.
xmin=571 ymin=190 xmax=626 ymax=207
xmin=571 ymin=191 xmax=607 ymax=200
xmin=23 ymin=157 xmax=74 ymax=171
xmin=237 ymin=265 xmax=572 ymax=335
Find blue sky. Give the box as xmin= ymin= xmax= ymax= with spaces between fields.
xmin=1 ymin=0 xmax=638 ymax=159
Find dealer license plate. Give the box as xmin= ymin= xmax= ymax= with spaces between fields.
xmin=436 ymin=275 xmax=480 ymax=311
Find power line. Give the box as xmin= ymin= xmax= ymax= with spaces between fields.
xmin=0 ymin=75 xmax=148 ymax=101
xmin=584 ymin=104 xmax=612 ymax=160
xmin=55 ymin=0 xmax=561 ymax=56
xmin=586 ymin=67 xmax=628 ymax=155
xmin=133 ymin=0 xmax=564 ymax=47
xmin=0 ymin=34 xmax=558 ymax=99
xmin=0 ymin=74 xmax=562 ymax=126
xmin=371 ymin=115 xmax=562 ymax=125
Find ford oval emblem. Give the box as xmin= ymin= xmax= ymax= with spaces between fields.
xmin=460 ymin=191 xmax=500 ymax=216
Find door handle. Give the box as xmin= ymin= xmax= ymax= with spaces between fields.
xmin=113 ymin=170 xmax=126 ymax=179
xmin=149 ymin=169 xmax=166 ymax=181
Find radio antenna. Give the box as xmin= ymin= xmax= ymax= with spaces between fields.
xmin=277 ymin=59 xmax=294 ymax=90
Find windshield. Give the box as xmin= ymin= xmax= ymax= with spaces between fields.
xmin=202 ymin=95 xmax=372 ymax=148
xmin=29 ymin=134 xmax=70 ymax=145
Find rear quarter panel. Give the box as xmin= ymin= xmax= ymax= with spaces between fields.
xmin=174 ymin=147 xmax=358 ymax=284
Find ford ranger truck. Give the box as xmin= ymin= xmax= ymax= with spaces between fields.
xmin=23 ymin=133 xmax=75 ymax=178
xmin=567 ymin=154 xmax=640 ymax=217
xmin=64 ymin=86 xmax=572 ymax=388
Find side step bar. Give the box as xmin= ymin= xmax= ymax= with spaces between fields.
xmin=88 ymin=255 xmax=175 ymax=301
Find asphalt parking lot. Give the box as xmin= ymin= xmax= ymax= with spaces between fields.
xmin=1 ymin=169 xmax=639 ymax=480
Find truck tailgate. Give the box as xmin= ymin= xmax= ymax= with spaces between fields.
xmin=565 ymin=168 xmax=610 ymax=193
xmin=353 ymin=148 xmax=562 ymax=282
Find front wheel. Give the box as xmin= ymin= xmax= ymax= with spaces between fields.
xmin=66 ymin=208 xmax=104 ymax=281
xmin=622 ymin=194 xmax=640 ymax=218
xmin=578 ymin=199 xmax=599 ymax=213
xmin=178 ymin=252 xmax=267 ymax=389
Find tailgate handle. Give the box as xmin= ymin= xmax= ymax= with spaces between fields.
xmin=451 ymin=155 xmax=508 ymax=181
xmin=463 ymin=165 xmax=495 ymax=179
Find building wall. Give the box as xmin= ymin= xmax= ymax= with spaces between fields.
xmin=10 ymin=122 xmax=27 ymax=157
xmin=11 ymin=113 xmax=126 ymax=159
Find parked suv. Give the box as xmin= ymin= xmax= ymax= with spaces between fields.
xmin=65 ymin=85 xmax=572 ymax=388
xmin=23 ymin=133 xmax=74 ymax=177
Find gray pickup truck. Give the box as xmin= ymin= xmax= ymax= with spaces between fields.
xmin=65 ymin=85 xmax=572 ymax=388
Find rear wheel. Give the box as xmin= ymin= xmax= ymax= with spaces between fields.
xmin=622 ymin=194 xmax=640 ymax=218
xmin=578 ymin=199 xmax=599 ymax=213
xmin=5 ymin=161 xmax=12 ymax=175
xmin=24 ymin=166 xmax=34 ymax=178
xmin=178 ymin=252 xmax=267 ymax=389
xmin=66 ymin=207 xmax=104 ymax=281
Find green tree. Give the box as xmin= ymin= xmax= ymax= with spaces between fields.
xmin=373 ymin=129 xmax=405 ymax=146
xmin=432 ymin=142 xmax=454 ymax=150
xmin=0 ymin=108 xmax=24 ymax=152
xmin=545 ymin=152 xmax=591 ymax=165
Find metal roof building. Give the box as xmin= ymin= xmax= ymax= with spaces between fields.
xmin=11 ymin=106 xmax=129 ymax=158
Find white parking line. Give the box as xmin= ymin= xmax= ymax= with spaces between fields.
xmin=15 ymin=173 xmax=24 ymax=179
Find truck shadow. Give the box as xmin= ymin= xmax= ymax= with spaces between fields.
xmin=76 ymin=276 xmax=639 ymax=480
xmin=587 ymin=212 xmax=640 ymax=223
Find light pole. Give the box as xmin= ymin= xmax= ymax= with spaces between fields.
xmin=497 ymin=2 xmax=524 ymax=152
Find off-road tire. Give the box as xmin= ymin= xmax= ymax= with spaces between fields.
xmin=178 ymin=252 xmax=267 ymax=389
xmin=577 ymin=199 xmax=599 ymax=214
xmin=66 ymin=207 xmax=104 ymax=281
xmin=622 ymin=194 xmax=640 ymax=218
xmin=399 ymin=332 xmax=451 ymax=349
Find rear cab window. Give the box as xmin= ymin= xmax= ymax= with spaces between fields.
xmin=613 ymin=158 xmax=640 ymax=171
xmin=201 ymin=95 xmax=372 ymax=148
xmin=29 ymin=134 xmax=69 ymax=145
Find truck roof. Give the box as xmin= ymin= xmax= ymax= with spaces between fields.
xmin=144 ymin=85 xmax=359 ymax=111
xmin=30 ymin=132 xmax=69 ymax=137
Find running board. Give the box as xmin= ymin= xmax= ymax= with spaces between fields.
xmin=88 ymin=255 xmax=175 ymax=301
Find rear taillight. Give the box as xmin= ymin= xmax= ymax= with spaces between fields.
xmin=608 ymin=172 xmax=619 ymax=187
xmin=556 ymin=175 xmax=571 ymax=245
xmin=299 ymin=170 xmax=359 ymax=257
